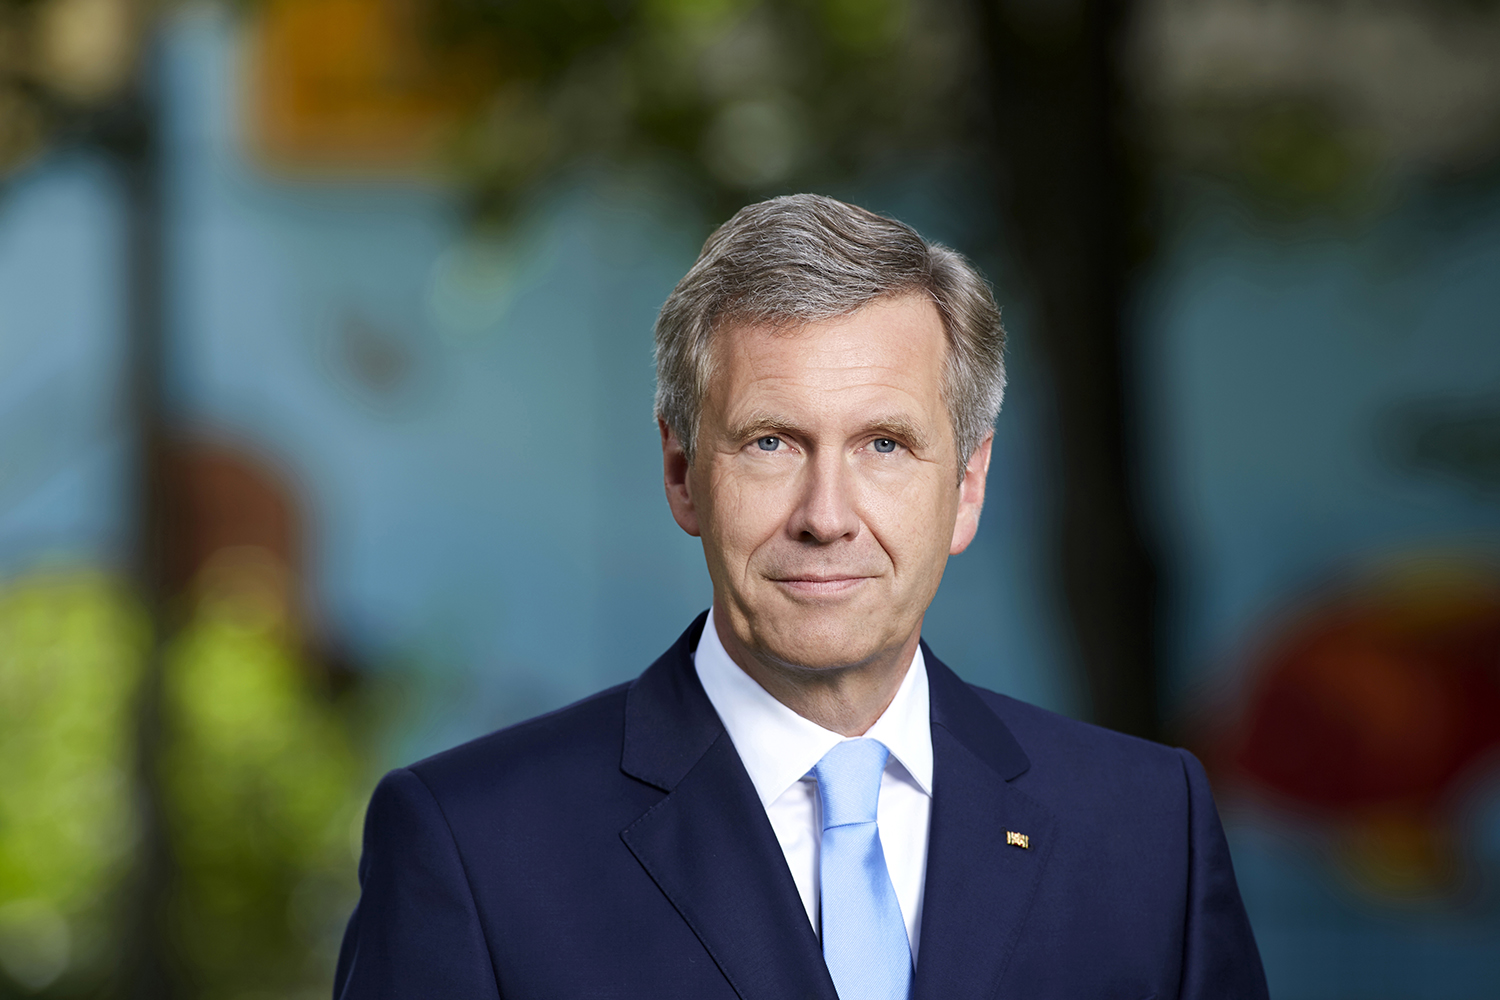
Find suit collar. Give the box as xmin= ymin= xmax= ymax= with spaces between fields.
xmin=620 ymin=611 xmax=721 ymax=791
xmin=914 ymin=643 xmax=1054 ymax=1000
xmin=619 ymin=620 xmax=1050 ymax=1000
xmin=622 ymin=622 xmax=1028 ymax=792
xmin=619 ymin=612 xmax=838 ymax=1000
xmin=921 ymin=639 xmax=1032 ymax=782
xmin=619 ymin=622 xmax=1039 ymax=830
xmin=695 ymin=607 xmax=935 ymax=805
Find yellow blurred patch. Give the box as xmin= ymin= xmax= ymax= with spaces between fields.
xmin=247 ymin=0 xmax=492 ymax=176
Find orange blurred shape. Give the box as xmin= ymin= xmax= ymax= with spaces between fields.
xmin=1338 ymin=808 xmax=1460 ymax=899
xmin=1229 ymin=565 xmax=1500 ymax=817
xmin=247 ymin=0 xmax=490 ymax=174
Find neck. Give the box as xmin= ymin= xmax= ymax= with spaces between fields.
xmin=713 ymin=613 xmax=919 ymax=737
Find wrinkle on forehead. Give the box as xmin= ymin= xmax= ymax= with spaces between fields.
xmin=713 ymin=292 xmax=942 ymax=364
xmin=706 ymin=297 xmax=951 ymax=452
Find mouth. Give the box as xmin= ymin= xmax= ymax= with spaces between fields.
xmin=770 ymin=575 xmax=872 ymax=598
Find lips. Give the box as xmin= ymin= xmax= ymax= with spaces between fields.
xmin=770 ymin=575 xmax=872 ymax=597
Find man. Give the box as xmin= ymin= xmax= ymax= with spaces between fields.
xmin=334 ymin=195 xmax=1268 ymax=999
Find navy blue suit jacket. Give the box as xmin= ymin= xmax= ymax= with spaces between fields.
xmin=335 ymin=614 xmax=1267 ymax=999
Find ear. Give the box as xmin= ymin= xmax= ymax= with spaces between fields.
xmin=949 ymin=434 xmax=993 ymax=555
xmin=661 ymin=419 xmax=701 ymax=537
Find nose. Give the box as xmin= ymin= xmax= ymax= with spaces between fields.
xmin=788 ymin=450 xmax=860 ymax=544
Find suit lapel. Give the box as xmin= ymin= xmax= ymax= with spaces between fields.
xmin=912 ymin=649 xmax=1057 ymax=1000
xmin=619 ymin=614 xmax=838 ymax=1000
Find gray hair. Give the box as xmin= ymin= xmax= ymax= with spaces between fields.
xmin=653 ymin=193 xmax=1005 ymax=474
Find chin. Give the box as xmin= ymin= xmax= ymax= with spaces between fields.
xmin=756 ymin=610 xmax=897 ymax=673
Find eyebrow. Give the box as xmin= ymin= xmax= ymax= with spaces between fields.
xmin=724 ymin=411 xmax=934 ymax=452
xmin=722 ymin=412 xmax=799 ymax=443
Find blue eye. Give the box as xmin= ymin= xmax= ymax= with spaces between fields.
xmin=756 ymin=436 xmax=781 ymax=451
xmin=872 ymin=438 xmax=897 ymax=453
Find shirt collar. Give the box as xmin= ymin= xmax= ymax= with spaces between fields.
xmin=693 ymin=607 xmax=933 ymax=808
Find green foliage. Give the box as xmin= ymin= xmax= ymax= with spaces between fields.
xmin=0 ymin=572 xmax=143 ymax=995
xmin=425 ymin=0 xmax=1500 ymax=227
xmin=1169 ymin=95 xmax=1386 ymax=222
xmin=1238 ymin=102 xmax=1371 ymax=213
xmin=0 ymin=571 xmax=368 ymax=999
xmin=428 ymin=0 xmax=981 ymax=219
xmin=161 ymin=593 xmax=365 ymax=1000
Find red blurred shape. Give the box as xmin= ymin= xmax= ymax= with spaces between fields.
xmin=162 ymin=439 xmax=302 ymax=598
xmin=1230 ymin=568 xmax=1500 ymax=818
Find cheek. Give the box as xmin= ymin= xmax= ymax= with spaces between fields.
xmin=862 ymin=476 xmax=957 ymax=567
xmin=704 ymin=466 xmax=787 ymax=560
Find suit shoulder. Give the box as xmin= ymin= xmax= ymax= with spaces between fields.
xmin=967 ymin=684 xmax=1191 ymax=795
xmin=405 ymin=681 xmax=632 ymax=800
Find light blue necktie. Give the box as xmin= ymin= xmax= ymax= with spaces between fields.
xmin=813 ymin=738 xmax=913 ymax=1000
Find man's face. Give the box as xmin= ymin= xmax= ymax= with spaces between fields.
xmin=662 ymin=293 xmax=991 ymax=674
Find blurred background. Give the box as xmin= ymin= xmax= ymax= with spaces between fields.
xmin=1 ymin=0 xmax=1498 ymax=996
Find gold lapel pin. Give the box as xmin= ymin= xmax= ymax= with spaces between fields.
xmin=1005 ymin=830 xmax=1030 ymax=849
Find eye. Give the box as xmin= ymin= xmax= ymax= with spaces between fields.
xmin=872 ymin=438 xmax=897 ymax=454
xmin=755 ymin=436 xmax=781 ymax=451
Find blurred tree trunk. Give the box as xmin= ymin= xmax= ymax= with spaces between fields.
xmin=973 ymin=0 xmax=1162 ymax=740
xmin=104 ymin=56 xmax=182 ymax=1000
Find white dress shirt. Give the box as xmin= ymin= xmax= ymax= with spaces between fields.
xmin=693 ymin=608 xmax=934 ymax=961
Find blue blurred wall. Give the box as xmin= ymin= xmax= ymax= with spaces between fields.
xmin=1145 ymin=191 xmax=1500 ymax=998
xmin=2 ymin=8 xmax=1499 ymax=997
xmin=0 ymin=8 xmax=1073 ymax=762
xmin=1149 ymin=189 xmax=1500 ymax=696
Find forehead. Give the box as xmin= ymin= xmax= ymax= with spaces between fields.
xmin=707 ymin=294 xmax=948 ymax=414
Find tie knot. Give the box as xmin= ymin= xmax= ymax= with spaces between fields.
xmin=813 ymin=738 xmax=890 ymax=829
